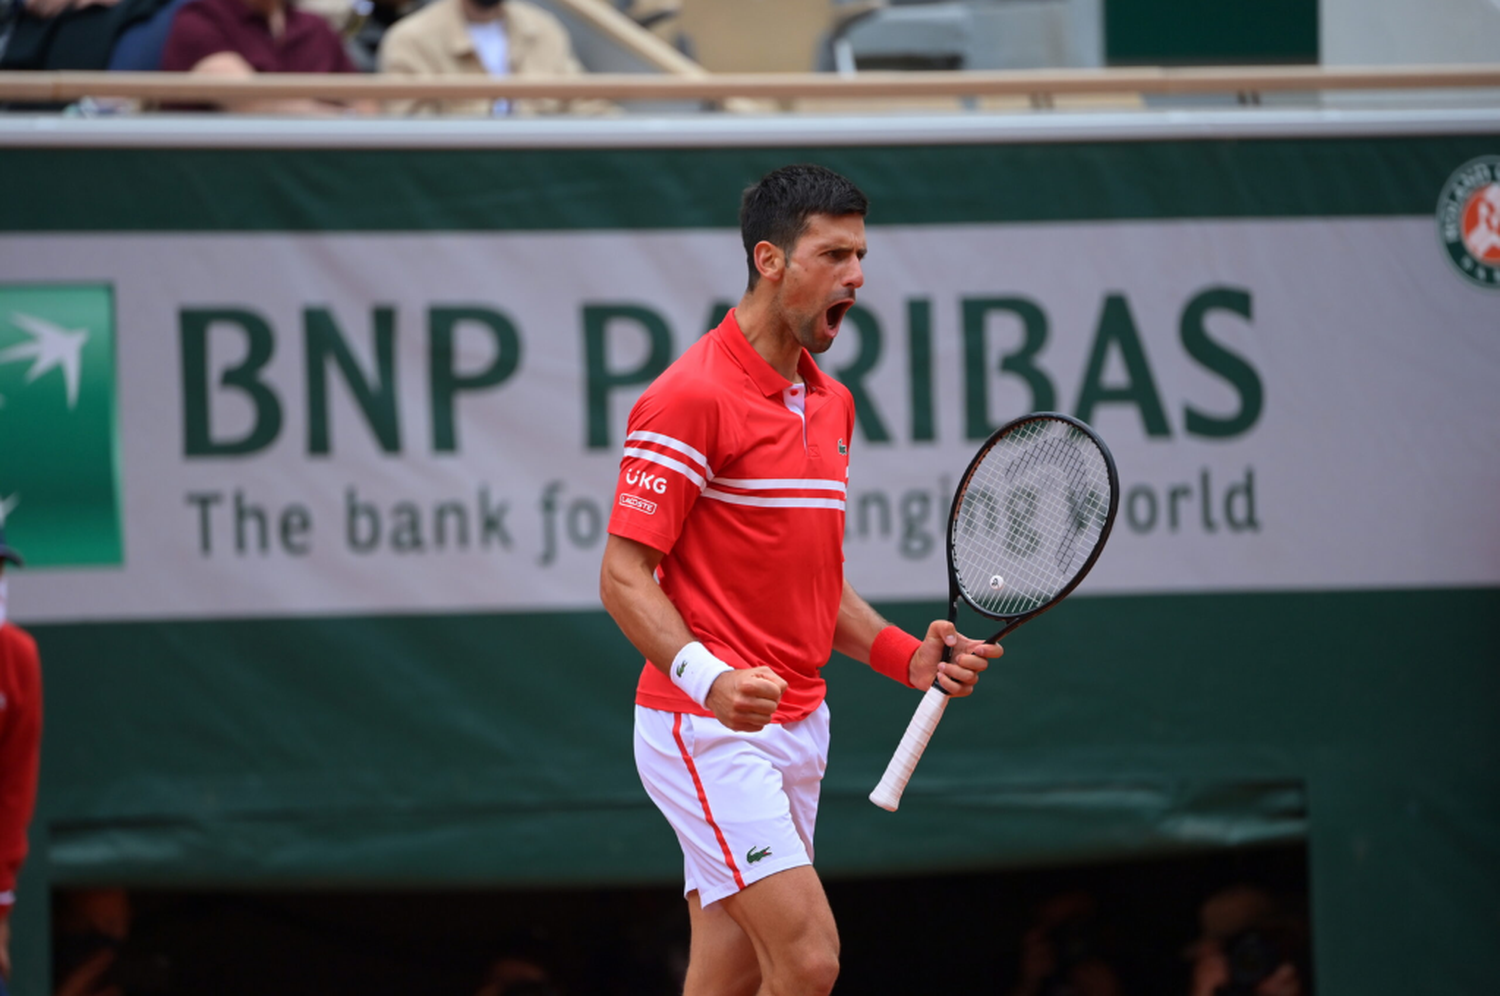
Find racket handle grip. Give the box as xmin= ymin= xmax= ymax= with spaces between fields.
xmin=868 ymin=684 xmax=950 ymax=812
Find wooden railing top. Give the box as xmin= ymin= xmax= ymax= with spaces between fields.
xmin=0 ymin=64 xmax=1497 ymax=105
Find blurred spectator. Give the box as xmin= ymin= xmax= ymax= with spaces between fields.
xmin=52 ymin=887 xmax=171 ymax=996
xmin=159 ymin=0 xmax=374 ymax=114
xmin=473 ymin=950 xmax=561 ymax=996
xmin=1185 ymin=885 xmax=1309 ymax=996
xmin=0 ymin=524 xmax=40 ymax=995
xmin=377 ymin=0 xmax=608 ymax=117
xmin=1009 ymin=891 xmax=1125 ymax=996
xmin=52 ymin=888 xmax=131 ymax=996
xmin=0 ymin=0 xmax=177 ymax=72
xmin=104 ymin=0 xmax=189 ymax=68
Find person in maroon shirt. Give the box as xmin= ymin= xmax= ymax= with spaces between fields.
xmin=0 ymin=526 xmax=40 ymax=989
xmin=159 ymin=0 xmax=371 ymax=113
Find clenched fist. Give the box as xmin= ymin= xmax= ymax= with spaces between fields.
xmin=705 ymin=666 xmax=787 ymax=731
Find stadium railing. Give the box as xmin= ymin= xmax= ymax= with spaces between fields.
xmin=0 ymin=64 xmax=1496 ymax=109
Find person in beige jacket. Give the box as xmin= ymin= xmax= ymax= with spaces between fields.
xmin=378 ymin=0 xmax=608 ymax=116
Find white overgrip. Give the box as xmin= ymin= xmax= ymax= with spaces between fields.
xmin=868 ymin=684 xmax=950 ymax=812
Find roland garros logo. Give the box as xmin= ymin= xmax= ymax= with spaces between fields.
xmin=1438 ymin=155 xmax=1500 ymax=290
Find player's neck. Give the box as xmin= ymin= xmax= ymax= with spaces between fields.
xmin=734 ymin=292 xmax=804 ymax=383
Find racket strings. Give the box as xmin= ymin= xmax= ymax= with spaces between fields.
xmin=951 ymin=420 xmax=1112 ymax=616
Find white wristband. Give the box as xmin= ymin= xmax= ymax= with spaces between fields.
xmin=670 ymin=641 xmax=734 ymax=708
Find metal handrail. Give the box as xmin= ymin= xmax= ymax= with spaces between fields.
xmin=0 ymin=64 xmax=1497 ymax=105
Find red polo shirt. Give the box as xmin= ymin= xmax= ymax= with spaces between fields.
xmin=608 ymin=310 xmax=857 ymax=723
xmin=161 ymin=0 xmax=356 ymax=74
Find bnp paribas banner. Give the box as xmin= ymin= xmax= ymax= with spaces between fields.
xmin=1 ymin=128 xmax=1498 ymax=623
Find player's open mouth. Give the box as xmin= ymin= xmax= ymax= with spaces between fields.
xmin=825 ymin=300 xmax=854 ymax=333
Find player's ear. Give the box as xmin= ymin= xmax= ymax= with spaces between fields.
xmin=753 ymin=240 xmax=784 ymax=283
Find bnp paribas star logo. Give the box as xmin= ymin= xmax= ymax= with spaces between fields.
xmin=0 ymin=285 xmax=123 ymax=567
xmin=1437 ymin=156 xmax=1500 ymax=291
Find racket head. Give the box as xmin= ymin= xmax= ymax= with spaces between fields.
xmin=944 ymin=413 xmax=1119 ymax=638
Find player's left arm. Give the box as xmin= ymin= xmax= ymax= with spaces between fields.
xmin=832 ymin=580 xmax=999 ymax=696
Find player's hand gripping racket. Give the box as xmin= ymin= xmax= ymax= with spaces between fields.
xmin=869 ymin=413 xmax=1119 ymax=812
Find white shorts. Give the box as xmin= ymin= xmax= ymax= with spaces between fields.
xmin=634 ymin=702 xmax=830 ymax=908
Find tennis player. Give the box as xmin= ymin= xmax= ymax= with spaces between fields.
xmin=600 ymin=163 xmax=1000 ymax=996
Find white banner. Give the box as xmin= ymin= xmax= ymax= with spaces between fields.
xmin=4 ymin=218 xmax=1498 ymax=622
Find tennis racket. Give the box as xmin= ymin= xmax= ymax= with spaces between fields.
xmin=869 ymin=412 xmax=1119 ymax=812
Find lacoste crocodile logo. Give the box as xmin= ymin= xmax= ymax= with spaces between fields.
xmin=837 ymin=438 xmax=847 ymax=455
xmin=676 ymin=660 xmax=687 ymax=677
xmin=746 ymin=846 xmax=772 ymax=864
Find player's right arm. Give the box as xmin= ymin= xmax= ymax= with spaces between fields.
xmin=600 ymin=534 xmax=786 ymax=732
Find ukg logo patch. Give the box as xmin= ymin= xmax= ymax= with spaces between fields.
xmin=0 ymin=285 xmax=124 ymax=566
xmin=1438 ymin=156 xmax=1500 ymax=291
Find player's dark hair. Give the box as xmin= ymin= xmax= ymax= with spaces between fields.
xmin=740 ymin=164 xmax=868 ymax=288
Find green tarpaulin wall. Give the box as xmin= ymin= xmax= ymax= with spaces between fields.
xmin=1 ymin=117 xmax=1497 ymax=994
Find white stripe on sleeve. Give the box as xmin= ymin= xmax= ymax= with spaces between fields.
xmin=625 ymin=431 xmax=710 ymax=476
xmin=623 ymin=447 xmax=707 ymax=489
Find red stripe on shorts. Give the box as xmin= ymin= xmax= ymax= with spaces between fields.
xmin=672 ymin=712 xmax=746 ymax=892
